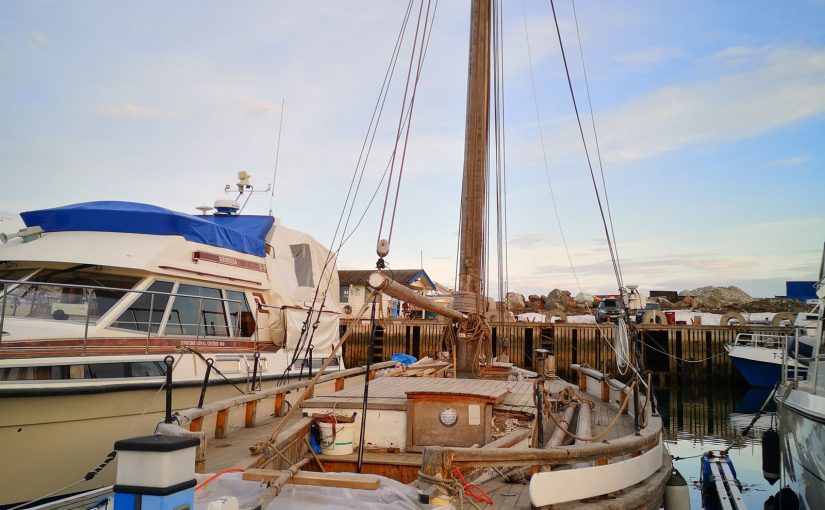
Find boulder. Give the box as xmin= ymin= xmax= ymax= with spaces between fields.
xmin=506 ymin=292 xmax=526 ymax=311
xmin=545 ymin=289 xmax=575 ymax=311
xmin=527 ymin=295 xmax=544 ymax=312
xmin=679 ymin=285 xmax=753 ymax=305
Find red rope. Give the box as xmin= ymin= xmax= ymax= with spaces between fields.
xmin=194 ymin=468 xmax=246 ymax=491
xmin=453 ymin=467 xmax=493 ymax=505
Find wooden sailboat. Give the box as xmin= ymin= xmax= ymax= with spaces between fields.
xmin=75 ymin=1 xmax=673 ymax=509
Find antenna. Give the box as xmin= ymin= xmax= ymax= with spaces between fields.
xmin=269 ymin=98 xmax=285 ymax=217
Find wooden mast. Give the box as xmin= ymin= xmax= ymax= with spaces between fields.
xmin=455 ymin=0 xmax=491 ymax=378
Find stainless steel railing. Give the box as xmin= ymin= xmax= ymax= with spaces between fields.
xmin=0 ymin=278 xmax=247 ymax=355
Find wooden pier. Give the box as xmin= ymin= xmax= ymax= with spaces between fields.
xmin=340 ymin=319 xmax=790 ymax=381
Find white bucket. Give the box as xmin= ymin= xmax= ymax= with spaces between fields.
xmin=318 ymin=421 xmax=354 ymax=455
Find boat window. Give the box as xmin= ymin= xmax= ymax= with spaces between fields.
xmin=290 ymin=244 xmax=314 ymax=287
xmin=0 ymin=268 xmax=140 ymax=323
xmin=112 ymin=281 xmax=174 ymax=332
xmin=340 ymin=285 xmax=350 ymax=303
xmin=166 ymin=284 xmax=229 ymax=337
xmin=225 ymin=290 xmax=255 ymax=337
xmin=0 ymin=268 xmax=37 ymax=293
xmin=0 ymin=361 xmax=166 ymax=380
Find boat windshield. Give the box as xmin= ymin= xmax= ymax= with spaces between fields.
xmin=0 ymin=268 xmax=38 ymax=291
xmin=1 ymin=267 xmax=140 ymax=324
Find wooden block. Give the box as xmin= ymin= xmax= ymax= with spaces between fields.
xmin=245 ymin=400 xmax=258 ymax=428
xmin=274 ymin=393 xmax=285 ymax=417
xmin=215 ymin=409 xmax=228 ymax=439
xmin=243 ymin=468 xmax=284 ymax=482
xmin=189 ymin=416 xmax=203 ymax=433
xmin=335 ymin=377 xmax=345 ymax=391
xmin=289 ymin=471 xmax=380 ymax=490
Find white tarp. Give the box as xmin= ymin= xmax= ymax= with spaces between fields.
xmin=195 ymin=472 xmax=429 ymax=510
xmin=265 ymin=220 xmax=341 ymax=356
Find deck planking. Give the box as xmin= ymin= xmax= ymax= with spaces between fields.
xmin=201 ymin=373 xmax=650 ymax=509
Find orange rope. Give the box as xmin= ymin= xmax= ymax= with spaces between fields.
xmin=194 ymin=468 xmax=246 ymax=491
xmin=453 ymin=467 xmax=493 ymax=505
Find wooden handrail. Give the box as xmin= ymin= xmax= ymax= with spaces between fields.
xmin=421 ymin=416 xmax=661 ymax=478
xmin=177 ymin=360 xmax=396 ymax=425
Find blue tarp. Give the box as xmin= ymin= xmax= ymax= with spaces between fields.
xmin=391 ymin=353 xmax=417 ymax=366
xmin=21 ymin=201 xmax=274 ymax=257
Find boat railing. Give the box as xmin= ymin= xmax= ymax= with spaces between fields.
xmin=169 ymin=359 xmax=397 ymax=472
xmin=420 ymin=365 xmax=665 ymax=504
xmin=732 ymin=332 xmax=789 ymax=350
xmin=0 ymin=278 xmax=248 ymax=355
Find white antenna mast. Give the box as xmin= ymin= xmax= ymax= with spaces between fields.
xmin=268 ymin=98 xmax=285 ymax=217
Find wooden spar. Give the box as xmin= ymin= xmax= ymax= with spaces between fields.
xmin=368 ymin=272 xmax=466 ymax=322
xmin=455 ymin=0 xmax=492 ymax=378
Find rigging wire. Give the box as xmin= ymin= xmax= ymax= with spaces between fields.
xmin=570 ymin=0 xmax=623 ymax=280
xmin=521 ymin=0 xmax=646 ymax=387
xmin=268 ymin=98 xmax=285 ymax=217
xmin=378 ymin=0 xmax=437 ymax=247
xmin=549 ymin=0 xmax=623 ymax=291
xmin=276 ymin=0 xmax=417 ymax=380
xmin=492 ymin=0 xmax=508 ymax=316
xmin=282 ymin=0 xmax=440 ymax=379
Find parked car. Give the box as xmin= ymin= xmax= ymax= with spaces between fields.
xmin=635 ymin=303 xmax=662 ymax=323
xmin=596 ymin=298 xmax=626 ymax=323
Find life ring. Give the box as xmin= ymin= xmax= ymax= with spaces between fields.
xmin=544 ymin=309 xmax=567 ymax=323
xmin=771 ymin=312 xmax=796 ymax=327
xmin=641 ymin=310 xmax=668 ymax=324
xmin=719 ymin=312 xmax=746 ymax=326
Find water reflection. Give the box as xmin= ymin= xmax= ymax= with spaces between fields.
xmin=657 ymin=381 xmax=799 ymax=509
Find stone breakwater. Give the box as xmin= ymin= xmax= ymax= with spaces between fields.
xmin=506 ymin=286 xmax=808 ymax=315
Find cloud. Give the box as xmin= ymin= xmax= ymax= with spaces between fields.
xmin=613 ymin=46 xmax=685 ymax=67
xmin=510 ymin=233 xmax=548 ymax=247
xmin=101 ymin=103 xmax=167 ymax=119
xmin=245 ymin=101 xmax=282 ymax=115
xmin=569 ymin=46 xmax=825 ymax=162
xmin=30 ymin=32 xmax=52 ymax=46
xmin=772 ymin=155 xmax=812 ymax=167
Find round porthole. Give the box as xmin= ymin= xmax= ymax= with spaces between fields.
xmin=439 ymin=407 xmax=458 ymax=427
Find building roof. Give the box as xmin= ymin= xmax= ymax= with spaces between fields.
xmin=338 ymin=269 xmax=436 ymax=291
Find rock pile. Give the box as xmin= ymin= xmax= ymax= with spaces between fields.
xmin=504 ymin=285 xmax=809 ymax=315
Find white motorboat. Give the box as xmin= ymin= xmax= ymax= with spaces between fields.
xmin=0 ymin=178 xmax=342 ymax=507
xmin=775 ymin=244 xmax=825 ymax=508
xmin=725 ymin=332 xmax=807 ymax=387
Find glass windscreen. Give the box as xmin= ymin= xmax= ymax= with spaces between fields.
xmin=1 ymin=267 xmax=140 ymax=322
xmin=166 ymin=284 xmax=229 ymax=337
xmin=226 ymin=290 xmax=255 ymax=337
xmin=112 ymin=280 xmax=174 ymax=332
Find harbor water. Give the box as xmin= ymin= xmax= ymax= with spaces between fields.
xmin=658 ymin=378 xmax=789 ymax=509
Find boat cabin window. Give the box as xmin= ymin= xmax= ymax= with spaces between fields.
xmin=0 ymin=360 xmax=166 ymax=381
xmin=112 ymin=280 xmax=174 ymax=332
xmin=0 ymin=268 xmax=37 ymax=292
xmin=166 ymin=284 xmax=230 ymax=337
xmin=225 ymin=290 xmax=255 ymax=337
xmin=0 ymin=268 xmax=139 ymax=323
xmin=290 ymin=244 xmax=314 ymax=287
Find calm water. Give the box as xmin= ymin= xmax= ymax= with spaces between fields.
xmin=657 ymin=380 xmax=784 ymax=509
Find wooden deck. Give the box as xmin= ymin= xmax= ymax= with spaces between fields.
xmin=303 ymin=375 xmax=560 ymax=417
xmin=200 ymin=370 xmax=659 ymax=509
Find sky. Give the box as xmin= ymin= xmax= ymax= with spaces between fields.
xmin=1 ymin=0 xmax=824 ymax=299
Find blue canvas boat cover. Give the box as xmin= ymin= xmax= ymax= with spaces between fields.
xmin=20 ymin=201 xmax=274 ymax=257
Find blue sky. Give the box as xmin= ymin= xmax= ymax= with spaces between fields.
xmin=1 ymin=1 xmax=824 ymax=298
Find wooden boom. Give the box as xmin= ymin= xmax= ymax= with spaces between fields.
xmin=368 ymin=272 xmax=466 ymax=322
